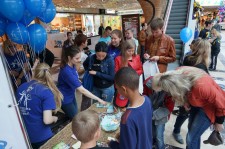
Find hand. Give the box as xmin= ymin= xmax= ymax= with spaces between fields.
xmin=214 ymin=123 xmax=224 ymax=132
xmin=53 ymin=116 xmax=58 ymax=123
xmin=144 ymin=53 xmax=150 ymax=59
xmin=10 ymin=70 xmax=19 ymax=77
xmin=149 ymin=56 xmax=160 ymax=61
xmin=16 ymin=78 xmax=22 ymax=86
xmin=99 ymin=99 xmax=107 ymax=105
xmin=89 ymin=70 xmax=97 ymax=75
xmin=184 ymin=102 xmax=191 ymax=111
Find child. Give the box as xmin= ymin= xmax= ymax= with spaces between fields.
xmin=109 ymin=67 xmax=152 ymax=149
xmin=114 ymin=39 xmax=143 ymax=107
xmin=72 ymin=110 xmax=110 ymax=149
xmin=143 ymin=76 xmax=174 ymax=149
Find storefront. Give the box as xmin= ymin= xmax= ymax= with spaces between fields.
xmin=46 ymin=12 xmax=123 ymax=58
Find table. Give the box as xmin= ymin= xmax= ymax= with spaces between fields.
xmin=40 ymin=104 xmax=120 ymax=149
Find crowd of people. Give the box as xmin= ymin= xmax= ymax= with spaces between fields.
xmin=1 ymin=17 xmax=225 ymax=149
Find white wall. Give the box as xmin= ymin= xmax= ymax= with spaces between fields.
xmin=0 ymin=45 xmax=30 ymax=149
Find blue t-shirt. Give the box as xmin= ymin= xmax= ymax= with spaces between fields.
xmin=16 ymin=80 xmax=56 ymax=143
xmin=57 ymin=64 xmax=82 ymax=105
xmin=110 ymin=96 xmax=153 ymax=149
xmin=98 ymin=36 xmax=111 ymax=44
xmin=5 ymin=51 xmax=29 ymax=83
xmin=107 ymin=45 xmax=121 ymax=59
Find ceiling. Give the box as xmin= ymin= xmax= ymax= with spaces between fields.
xmin=52 ymin=0 xmax=141 ymax=10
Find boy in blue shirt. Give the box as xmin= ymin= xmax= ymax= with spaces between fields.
xmin=109 ymin=67 xmax=153 ymax=149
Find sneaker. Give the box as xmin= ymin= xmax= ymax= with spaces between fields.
xmin=173 ymin=132 xmax=184 ymax=144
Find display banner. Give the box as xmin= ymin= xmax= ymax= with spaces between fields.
xmin=0 ymin=45 xmax=30 ymax=149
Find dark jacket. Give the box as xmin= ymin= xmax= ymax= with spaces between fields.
xmin=211 ymin=37 xmax=221 ymax=55
xmin=83 ymin=54 xmax=115 ymax=88
xmin=63 ymin=39 xmax=74 ymax=49
xmin=183 ymin=56 xmax=209 ymax=74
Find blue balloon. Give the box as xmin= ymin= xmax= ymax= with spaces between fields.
xmin=0 ymin=0 xmax=25 ymax=22
xmin=38 ymin=2 xmax=56 ymax=23
xmin=180 ymin=27 xmax=193 ymax=43
xmin=28 ymin=24 xmax=47 ymax=53
xmin=46 ymin=0 xmax=52 ymax=5
xmin=0 ymin=17 xmax=6 ymax=36
xmin=20 ymin=10 xmax=36 ymax=26
xmin=24 ymin=0 xmax=47 ymax=16
xmin=6 ymin=23 xmax=29 ymax=44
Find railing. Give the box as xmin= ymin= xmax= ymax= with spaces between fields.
xmin=163 ymin=0 xmax=173 ymax=32
xmin=185 ymin=0 xmax=192 ymax=26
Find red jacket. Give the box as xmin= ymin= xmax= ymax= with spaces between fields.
xmin=188 ymin=74 xmax=225 ymax=123
xmin=143 ymin=77 xmax=175 ymax=118
xmin=115 ymin=55 xmax=143 ymax=75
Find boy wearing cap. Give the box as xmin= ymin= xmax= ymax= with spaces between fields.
xmin=109 ymin=67 xmax=153 ymax=149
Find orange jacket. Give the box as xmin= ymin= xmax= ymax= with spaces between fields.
xmin=145 ymin=34 xmax=176 ymax=73
xmin=115 ymin=55 xmax=143 ymax=75
xmin=188 ymin=74 xmax=225 ymax=123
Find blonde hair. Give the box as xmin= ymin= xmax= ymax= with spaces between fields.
xmin=211 ymin=28 xmax=220 ymax=38
xmin=72 ymin=110 xmax=100 ymax=143
xmin=120 ymin=39 xmax=136 ymax=67
xmin=33 ymin=63 xmax=63 ymax=110
xmin=152 ymin=67 xmax=206 ymax=105
xmin=187 ymin=38 xmax=211 ymax=67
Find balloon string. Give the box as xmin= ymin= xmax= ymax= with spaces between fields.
xmin=3 ymin=54 xmax=19 ymax=88
xmin=12 ymin=23 xmax=31 ymax=82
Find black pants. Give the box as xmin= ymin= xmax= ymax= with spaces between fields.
xmin=210 ymin=52 xmax=219 ymax=70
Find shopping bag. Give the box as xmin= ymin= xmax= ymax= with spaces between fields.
xmin=143 ymin=61 xmax=160 ymax=79
xmin=82 ymin=71 xmax=93 ymax=91
xmin=139 ymin=74 xmax=143 ymax=94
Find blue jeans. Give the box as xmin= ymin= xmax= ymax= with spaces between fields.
xmin=92 ymin=85 xmax=115 ymax=102
xmin=186 ymin=107 xmax=211 ymax=149
xmin=153 ymin=123 xmax=165 ymax=149
xmin=61 ymin=98 xmax=78 ymax=119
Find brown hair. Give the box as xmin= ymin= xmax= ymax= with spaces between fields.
xmin=111 ymin=29 xmax=124 ymax=45
xmin=60 ymin=46 xmax=80 ymax=68
xmin=121 ymin=39 xmax=136 ymax=67
xmin=75 ymin=34 xmax=87 ymax=47
xmin=150 ymin=18 xmax=164 ymax=30
xmin=33 ymin=63 xmax=63 ymax=110
xmin=72 ymin=110 xmax=100 ymax=143
xmin=115 ymin=67 xmax=139 ymax=91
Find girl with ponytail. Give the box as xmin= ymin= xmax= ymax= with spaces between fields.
xmin=58 ymin=45 xmax=106 ymax=119
xmin=16 ymin=63 xmax=63 ymax=149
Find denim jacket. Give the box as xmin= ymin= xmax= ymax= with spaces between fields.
xmin=83 ymin=54 xmax=115 ymax=87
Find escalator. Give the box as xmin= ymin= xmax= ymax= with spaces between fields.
xmin=165 ymin=0 xmax=190 ymax=70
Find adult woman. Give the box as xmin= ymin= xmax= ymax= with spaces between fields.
xmin=152 ymin=67 xmax=225 ymax=149
xmin=75 ymin=34 xmax=88 ymax=77
xmin=57 ymin=46 xmax=106 ymax=119
xmin=108 ymin=29 xmax=124 ymax=59
xmin=172 ymin=38 xmax=211 ymax=144
xmin=209 ymin=28 xmax=221 ymax=71
xmin=63 ymin=32 xmax=74 ymax=49
xmin=114 ymin=39 xmax=143 ymax=107
xmin=3 ymin=39 xmax=30 ymax=89
xmin=16 ymin=63 xmax=62 ymax=149
xmin=84 ymin=42 xmax=115 ymax=102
